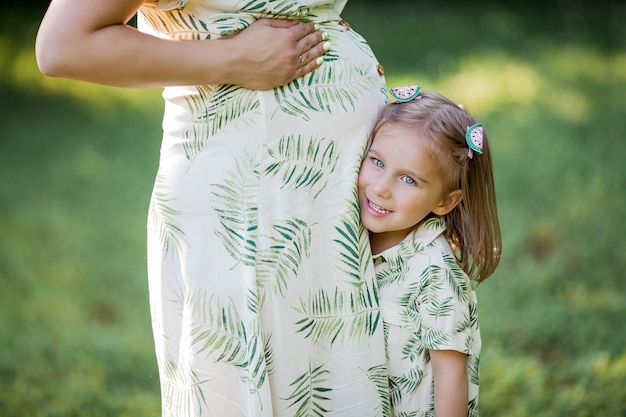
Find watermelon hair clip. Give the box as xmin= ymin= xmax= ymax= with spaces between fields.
xmin=466 ymin=123 xmax=484 ymax=159
xmin=390 ymin=85 xmax=421 ymax=102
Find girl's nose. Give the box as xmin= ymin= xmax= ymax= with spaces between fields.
xmin=371 ymin=177 xmax=391 ymax=198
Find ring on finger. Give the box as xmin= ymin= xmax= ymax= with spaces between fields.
xmin=298 ymin=55 xmax=305 ymax=65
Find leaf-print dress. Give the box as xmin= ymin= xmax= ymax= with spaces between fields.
xmin=374 ymin=217 xmax=481 ymax=417
xmin=138 ymin=1 xmax=389 ymax=416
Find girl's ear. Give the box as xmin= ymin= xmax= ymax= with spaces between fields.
xmin=433 ymin=190 xmax=463 ymax=216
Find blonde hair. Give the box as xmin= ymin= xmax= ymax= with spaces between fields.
xmin=371 ymin=91 xmax=502 ymax=282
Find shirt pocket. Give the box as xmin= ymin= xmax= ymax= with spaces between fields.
xmin=380 ymin=301 xmax=422 ymax=334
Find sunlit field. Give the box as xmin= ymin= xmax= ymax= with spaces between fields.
xmin=1 ymin=2 xmax=625 ymax=416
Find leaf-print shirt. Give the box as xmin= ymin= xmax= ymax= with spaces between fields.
xmin=374 ymin=216 xmax=481 ymax=417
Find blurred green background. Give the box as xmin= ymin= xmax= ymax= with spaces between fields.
xmin=1 ymin=1 xmax=625 ymax=416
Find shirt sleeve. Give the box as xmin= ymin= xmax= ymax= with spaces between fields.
xmin=417 ymin=255 xmax=476 ymax=354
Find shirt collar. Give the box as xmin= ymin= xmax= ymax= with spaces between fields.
xmin=372 ymin=216 xmax=447 ymax=271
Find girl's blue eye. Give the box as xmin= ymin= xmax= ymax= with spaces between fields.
xmin=402 ymin=176 xmax=416 ymax=185
xmin=373 ymin=158 xmax=383 ymax=168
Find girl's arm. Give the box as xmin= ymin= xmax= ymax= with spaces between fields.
xmin=35 ymin=0 xmax=327 ymax=89
xmin=430 ymin=349 xmax=469 ymax=417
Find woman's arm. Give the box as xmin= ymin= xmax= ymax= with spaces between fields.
xmin=35 ymin=0 xmax=327 ymax=89
xmin=430 ymin=349 xmax=469 ymax=417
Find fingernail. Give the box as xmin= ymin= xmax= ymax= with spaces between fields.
xmin=316 ymin=57 xmax=324 ymax=66
xmin=323 ymin=41 xmax=331 ymax=51
xmin=315 ymin=23 xmax=321 ymax=31
xmin=321 ymin=32 xmax=329 ymax=41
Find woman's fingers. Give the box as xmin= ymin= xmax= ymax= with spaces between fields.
xmin=297 ymin=33 xmax=329 ymax=65
xmin=226 ymin=19 xmax=329 ymax=89
xmin=291 ymin=40 xmax=327 ymax=79
xmin=287 ymin=22 xmax=330 ymax=79
xmin=290 ymin=21 xmax=328 ymax=60
xmin=262 ymin=18 xmax=328 ymax=69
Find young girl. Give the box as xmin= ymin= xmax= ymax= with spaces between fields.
xmin=358 ymin=87 xmax=502 ymax=417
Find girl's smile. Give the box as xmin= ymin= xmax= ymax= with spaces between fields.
xmin=366 ymin=199 xmax=392 ymax=215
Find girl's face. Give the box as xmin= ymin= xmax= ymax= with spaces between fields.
xmin=358 ymin=123 xmax=456 ymax=252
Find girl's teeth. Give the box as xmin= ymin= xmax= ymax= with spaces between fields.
xmin=369 ymin=201 xmax=390 ymax=214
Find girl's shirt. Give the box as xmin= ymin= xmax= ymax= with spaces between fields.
xmin=373 ymin=216 xmax=481 ymax=416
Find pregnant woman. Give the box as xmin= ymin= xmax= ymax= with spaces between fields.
xmin=36 ymin=1 xmax=389 ymax=416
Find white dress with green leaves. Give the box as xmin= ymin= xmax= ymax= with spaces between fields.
xmin=138 ymin=1 xmax=389 ymax=416
xmin=374 ymin=217 xmax=481 ymax=417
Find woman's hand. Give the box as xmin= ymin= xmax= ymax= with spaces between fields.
xmin=222 ymin=19 xmax=328 ymax=90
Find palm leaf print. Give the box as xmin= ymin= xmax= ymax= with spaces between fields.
xmin=151 ymin=0 xmax=186 ymax=7
xmin=419 ymin=264 xmax=446 ymax=305
xmin=256 ymin=216 xmax=311 ymax=299
xmin=397 ymin=238 xmax=422 ymax=261
xmin=139 ymin=7 xmax=212 ymax=40
xmin=396 ymin=282 xmax=421 ymax=328
xmin=239 ymin=328 xmax=270 ymax=397
xmin=319 ymin=50 xmax=339 ymax=63
xmin=243 ymin=288 xmax=275 ymax=380
xmin=425 ymin=295 xmax=456 ymax=318
xmin=424 ymin=215 xmax=446 ymax=230
xmin=272 ymin=62 xmax=380 ymax=121
xmin=376 ymin=261 xmax=410 ymax=289
xmin=265 ymin=134 xmax=338 ymax=199
xmin=468 ymin=397 xmax=479 ymax=417
xmin=239 ymin=0 xmax=310 ymax=16
xmin=293 ymin=282 xmax=381 ymax=346
xmin=442 ymin=252 xmax=470 ymax=302
xmin=328 ymin=23 xmax=378 ymax=63
xmin=212 ymin=154 xmax=260 ymax=268
xmin=468 ymin=354 xmax=480 ymax=386
xmin=401 ymin=332 xmax=428 ymax=364
xmin=190 ymin=293 xmax=249 ymax=366
xmin=160 ymin=352 xmax=209 ymax=416
xmin=239 ymin=291 xmax=278 ymax=394
xmin=389 ymin=367 xmax=424 ymax=410
xmin=261 ymin=332 xmax=275 ymax=377
xmin=469 ymin=299 xmax=479 ymax=328
xmin=211 ymin=13 xmax=254 ymax=37
xmin=150 ymin=173 xmax=187 ymax=256
xmin=396 ymin=412 xmax=421 ymax=417
xmin=247 ymin=287 xmax=260 ymax=315
xmin=333 ymin=193 xmax=372 ymax=288
xmin=453 ymin=306 xmax=475 ymax=338
xmin=242 ymin=288 xmax=273 ymax=389
xmin=283 ymin=362 xmax=332 ymax=417
xmin=364 ymin=364 xmax=392 ymax=417
xmin=184 ymin=85 xmax=260 ymax=160
xmin=190 ymin=291 xmax=271 ymax=399
xmin=421 ymin=327 xmax=453 ymax=350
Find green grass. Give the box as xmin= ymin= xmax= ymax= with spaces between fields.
xmin=2 ymin=2 xmax=626 ymax=416
xmin=0 ymin=86 xmax=163 ymax=416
